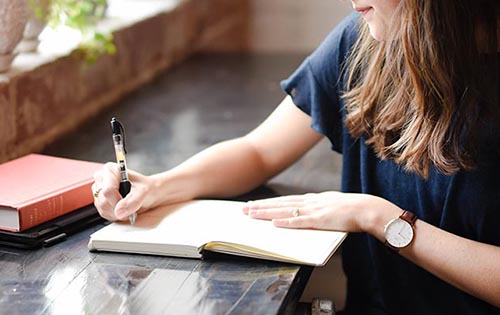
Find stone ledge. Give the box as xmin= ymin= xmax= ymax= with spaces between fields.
xmin=0 ymin=0 xmax=249 ymax=163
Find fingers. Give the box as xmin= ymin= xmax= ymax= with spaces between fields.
xmin=242 ymin=195 xmax=308 ymax=215
xmin=114 ymin=186 xmax=144 ymax=219
xmin=244 ymin=196 xmax=311 ymax=221
xmin=93 ymin=162 xmax=128 ymax=221
xmin=247 ymin=207 xmax=307 ymax=220
xmin=272 ymin=216 xmax=317 ymax=229
xmin=246 ymin=206 xmax=317 ymax=229
xmin=243 ymin=194 xmax=320 ymax=229
xmin=248 ymin=194 xmax=309 ymax=204
xmin=101 ymin=162 xmax=120 ymax=191
xmin=246 ymin=205 xmax=317 ymax=229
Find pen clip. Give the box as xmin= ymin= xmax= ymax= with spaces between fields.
xmin=111 ymin=117 xmax=127 ymax=154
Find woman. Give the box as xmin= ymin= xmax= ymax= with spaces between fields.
xmin=93 ymin=0 xmax=500 ymax=314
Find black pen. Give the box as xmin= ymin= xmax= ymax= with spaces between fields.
xmin=110 ymin=117 xmax=135 ymax=225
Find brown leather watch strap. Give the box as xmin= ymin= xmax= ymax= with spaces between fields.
xmin=400 ymin=210 xmax=417 ymax=226
xmin=384 ymin=240 xmax=399 ymax=252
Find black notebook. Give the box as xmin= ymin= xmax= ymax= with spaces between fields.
xmin=0 ymin=205 xmax=104 ymax=249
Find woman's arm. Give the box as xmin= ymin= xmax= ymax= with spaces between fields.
xmin=93 ymin=96 xmax=323 ymax=221
xmin=168 ymin=96 xmax=323 ymax=199
xmin=369 ymin=207 xmax=500 ymax=308
xmin=245 ymin=192 xmax=500 ymax=307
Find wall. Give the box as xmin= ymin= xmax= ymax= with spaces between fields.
xmin=248 ymin=0 xmax=352 ymax=53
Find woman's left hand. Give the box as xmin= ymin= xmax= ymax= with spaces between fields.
xmin=242 ymin=191 xmax=401 ymax=233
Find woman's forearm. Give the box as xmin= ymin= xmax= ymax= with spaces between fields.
xmin=405 ymin=221 xmax=500 ymax=307
xmin=367 ymin=205 xmax=500 ymax=307
xmin=153 ymin=137 xmax=274 ymax=203
xmin=147 ymin=97 xmax=323 ymax=209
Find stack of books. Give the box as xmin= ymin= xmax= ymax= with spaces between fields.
xmin=0 ymin=154 xmax=103 ymax=248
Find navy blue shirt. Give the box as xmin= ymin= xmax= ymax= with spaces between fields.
xmin=281 ymin=13 xmax=500 ymax=315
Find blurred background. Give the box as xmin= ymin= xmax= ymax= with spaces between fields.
xmin=247 ymin=0 xmax=352 ymax=53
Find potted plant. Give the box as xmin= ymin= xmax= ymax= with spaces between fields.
xmin=18 ymin=0 xmax=115 ymax=61
xmin=0 ymin=1 xmax=28 ymax=72
xmin=48 ymin=0 xmax=115 ymax=62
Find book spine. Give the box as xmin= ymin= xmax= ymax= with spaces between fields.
xmin=18 ymin=181 xmax=94 ymax=231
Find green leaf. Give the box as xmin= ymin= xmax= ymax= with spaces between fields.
xmin=42 ymin=0 xmax=115 ymax=63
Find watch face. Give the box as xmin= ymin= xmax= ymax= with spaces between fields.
xmin=385 ymin=218 xmax=414 ymax=248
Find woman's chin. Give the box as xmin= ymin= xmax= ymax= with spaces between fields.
xmin=368 ymin=27 xmax=386 ymax=41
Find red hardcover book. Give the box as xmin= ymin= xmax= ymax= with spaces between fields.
xmin=0 ymin=154 xmax=103 ymax=232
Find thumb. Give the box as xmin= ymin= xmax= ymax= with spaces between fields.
xmin=114 ymin=192 xmax=142 ymax=220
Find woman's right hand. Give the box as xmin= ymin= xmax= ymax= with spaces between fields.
xmin=92 ymin=162 xmax=159 ymax=222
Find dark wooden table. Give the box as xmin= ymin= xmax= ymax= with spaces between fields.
xmin=0 ymin=53 xmax=343 ymax=315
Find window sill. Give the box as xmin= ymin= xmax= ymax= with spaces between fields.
xmin=0 ymin=0 xmax=248 ymax=163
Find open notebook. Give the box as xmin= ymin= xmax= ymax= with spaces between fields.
xmin=88 ymin=199 xmax=347 ymax=266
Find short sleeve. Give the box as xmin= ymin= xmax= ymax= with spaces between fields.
xmin=281 ymin=13 xmax=360 ymax=152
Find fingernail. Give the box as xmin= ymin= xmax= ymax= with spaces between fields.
xmin=115 ymin=209 xmax=128 ymax=219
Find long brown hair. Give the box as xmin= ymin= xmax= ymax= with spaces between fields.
xmin=343 ymin=0 xmax=499 ymax=178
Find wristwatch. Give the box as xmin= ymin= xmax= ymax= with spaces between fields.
xmin=384 ymin=210 xmax=417 ymax=251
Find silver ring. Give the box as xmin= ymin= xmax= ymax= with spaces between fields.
xmin=93 ymin=187 xmax=103 ymax=198
xmin=292 ymin=208 xmax=300 ymax=217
